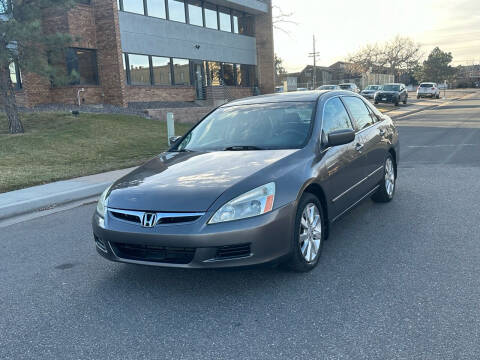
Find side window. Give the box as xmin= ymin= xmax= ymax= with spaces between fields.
xmin=342 ymin=96 xmax=375 ymax=131
xmin=322 ymin=97 xmax=353 ymax=136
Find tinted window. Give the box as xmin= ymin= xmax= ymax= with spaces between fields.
xmin=152 ymin=56 xmax=171 ymax=85
xmin=173 ymin=58 xmax=190 ymax=85
xmin=123 ymin=0 xmax=145 ymax=14
xmin=66 ymin=48 xmax=99 ymax=85
xmin=204 ymin=3 xmax=218 ymax=29
xmin=168 ymin=0 xmax=186 ymax=22
xmin=177 ymin=102 xmax=316 ymax=151
xmin=147 ymin=0 xmax=166 ymax=18
xmin=382 ymin=85 xmax=400 ymax=91
xmin=342 ymin=97 xmax=374 ymax=130
xmin=127 ymin=54 xmax=151 ymax=85
xmin=222 ymin=63 xmax=235 ymax=86
xmin=219 ymin=7 xmax=231 ymax=32
xmin=420 ymin=83 xmax=434 ymax=88
xmin=339 ymin=84 xmax=351 ymax=90
xmin=322 ymin=98 xmax=353 ymax=135
xmin=188 ymin=0 xmax=203 ymax=26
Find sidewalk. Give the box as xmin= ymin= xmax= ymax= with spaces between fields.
xmin=0 ymin=167 xmax=136 ymax=220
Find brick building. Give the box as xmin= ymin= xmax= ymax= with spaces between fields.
xmin=9 ymin=0 xmax=274 ymax=108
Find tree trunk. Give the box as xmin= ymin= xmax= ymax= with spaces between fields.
xmin=0 ymin=64 xmax=24 ymax=134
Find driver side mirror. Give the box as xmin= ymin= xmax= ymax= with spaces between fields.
xmin=169 ymin=136 xmax=182 ymax=146
xmin=327 ymin=129 xmax=355 ymax=147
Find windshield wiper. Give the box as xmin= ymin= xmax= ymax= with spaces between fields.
xmin=224 ymin=146 xmax=265 ymax=151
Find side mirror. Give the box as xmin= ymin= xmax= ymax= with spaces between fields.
xmin=328 ymin=129 xmax=355 ymax=147
xmin=169 ymin=136 xmax=182 ymax=146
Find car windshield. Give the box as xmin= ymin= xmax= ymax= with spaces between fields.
xmin=366 ymin=86 xmax=380 ymax=90
xmin=175 ymin=102 xmax=316 ymax=152
xmin=382 ymin=85 xmax=401 ymax=91
xmin=320 ymin=86 xmax=335 ymax=90
xmin=420 ymin=83 xmax=434 ymax=87
xmin=339 ymin=84 xmax=351 ymax=89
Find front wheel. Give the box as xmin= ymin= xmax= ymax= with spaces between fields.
xmin=285 ymin=194 xmax=325 ymax=272
xmin=372 ymin=155 xmax=396 ymax=203
xmin=403 ymin=97 xmax=407 ymax=105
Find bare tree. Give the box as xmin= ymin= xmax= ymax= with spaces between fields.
xmin=272 ymin=5 xmax=297 ymax=35
xmin=348 ymin=36 xmax=422 ymax=80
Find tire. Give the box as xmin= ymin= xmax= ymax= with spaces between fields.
xmin=285 ymin=193 xmax=325 ymax=272
xmin=394 ymin=100 xmax=399 ymax=106
xmin=417 ymin=95 xmax=420 ymax=99
xmin=436 ymin=94 xmax=440 ymax=99
xmin=372 ymin=154 xmax=396 ymax=203
xmin=374 ymin=101 xmax=379 ymax=105
xmin=403 ymin=96 xmax=407 ymax=105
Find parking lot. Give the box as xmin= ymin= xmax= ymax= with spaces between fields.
xmin=1 ymin=93 xmax=480 ymax=359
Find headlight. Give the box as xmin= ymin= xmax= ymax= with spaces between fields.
xmin=96 ymin=185 xmax=112 ymax=218
xmin=209 ymin=183 xmax=276 ymax=224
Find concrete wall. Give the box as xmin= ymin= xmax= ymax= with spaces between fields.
xmin=119 ymin=12 xmax=257 ymax=65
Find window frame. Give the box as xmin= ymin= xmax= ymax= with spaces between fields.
xmin=320 ymin=96 xmax=355 ymax=144
xmin=66 ymin=47 xmax=100 ymax=86
xmin=340 ymin=96 xmax=377 ymax=133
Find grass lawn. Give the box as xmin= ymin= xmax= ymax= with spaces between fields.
xmin=0 ymin=112 xmax=193 ymax=193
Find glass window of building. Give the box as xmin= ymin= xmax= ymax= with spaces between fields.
xmin=0 ymin=0 xmax=10 ymax=13
xmin=238 ymin=64 xmax=254 ymax=87
xmin=222 ymin=63 xmax=235 ymax=85
xmin=218 ymin=7 xmax=232 ymax=32
xmin=232 ymin=11 xmax=240 ymax=33
xmin=168 ymin=0 xmax=186 ymax=23
xmin=66 ymin=48 xmax=99 ymax=85
xmin=238 ymin=13 xmax=254 ymax=35
xmin=152 ymin=56 xmax=171 ymax=85
xmin=127 ymin=54 xmax=151 ymax=85
xmin=122 ymin=0 xmax=145 ymax=15
xmin=188 ymin=0 xmax=203 ymax=26
xmin=173 ymin=58 xmax=190 ymax=85
xmin=206 ymin=61 xmax=221 ymax=86
xmin=204 ymin=3 xmax=218 ymax=30
xmin=147 ymin=0 xmax=166 ymax=18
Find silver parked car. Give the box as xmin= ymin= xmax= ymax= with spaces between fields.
xmin=361 ymin=85 xmax=382 ymax=99
xmin=317 ymin=85 xmax=341 ymax=90
xmin=339 ymin=83 xmax=360 ymax=93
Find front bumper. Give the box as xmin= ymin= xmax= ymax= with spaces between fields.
xmin=375 ymin=94 xmax=399 ymax=104
xmin=92 ymin=203 xmax=296 ymax=269
xmin=361 ymin=92 xmax=375 ymax=99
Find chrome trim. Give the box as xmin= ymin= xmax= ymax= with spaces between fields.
xmin=332 ymin=166 xmax=383 ymax=203
xmin=332 ymin=185 xmax=380 ymax=223
xmin=107 ymin=208 xmax=205 ymax=226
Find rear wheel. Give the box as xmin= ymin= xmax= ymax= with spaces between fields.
xmin=372 ymin=155 xmax=396 ymax=203
xmin=285 ymin=193 xmax=325 ymax=272
xmin=403 ymin=96 xmax=407 ymax=105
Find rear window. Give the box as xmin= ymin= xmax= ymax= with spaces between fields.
xmin=339 ymin=85 xmax=351 ymax=90
xmin=420 ymin=83 xmax=434 ymax=88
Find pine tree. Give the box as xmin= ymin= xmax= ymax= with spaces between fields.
xmin=0 ymin=0 xmax=76 ymax=134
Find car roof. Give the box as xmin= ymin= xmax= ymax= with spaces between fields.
xmin=223 ymin=91 xmax=326 ymax=106
xmin=222 ymin=90 xmax=360 ymax=107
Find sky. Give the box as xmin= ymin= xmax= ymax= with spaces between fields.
xmin=273 ymin=0 xmax=480 ymax=72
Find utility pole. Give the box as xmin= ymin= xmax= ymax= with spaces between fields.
xmin=308 ymin=34 xmax=320 ymax=89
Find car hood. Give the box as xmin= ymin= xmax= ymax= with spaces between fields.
xmin=377 ymin=91 xmax=399 ymax=95
xmin=107 ymin=150 xmax=297 ymax=212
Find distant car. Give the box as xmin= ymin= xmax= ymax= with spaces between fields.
xmin=417 ymin=83 xmax=440 ymax=99
xmin=339 ymin=83 xmax=360 ymax=93
xmin=317 ymin=85 xmax=341 ymax=90
xmin=275 ymin=86 xmax=284 ymax=93
xmin=296 ymin=88 xmax=309 ymax=92
xmin=361 ymin=85 xmax=382 ymax=99
xmin=374 ymin=83 xmax=408 ymax=106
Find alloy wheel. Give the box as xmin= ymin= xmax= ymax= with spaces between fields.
xmin=385 ymin=158 xmax=395 ymax=197
xmin=299 ymin=203 xmax=322 ymax=263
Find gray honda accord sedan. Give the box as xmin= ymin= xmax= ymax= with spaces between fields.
xmin=93 ymin=90 xmax=399 ymax=272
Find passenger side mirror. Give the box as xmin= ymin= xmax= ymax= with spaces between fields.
xmin=327 ymin=129 xmax=355 ymax=147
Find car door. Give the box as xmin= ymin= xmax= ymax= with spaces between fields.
xmin=319 ymin=97 xmax=366 ymax=217
xmin=341 ymin=96 xmax=382 ymax=197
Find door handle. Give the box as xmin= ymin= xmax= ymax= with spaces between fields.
xmin=355 ymin=143 xmax=364 ymax=152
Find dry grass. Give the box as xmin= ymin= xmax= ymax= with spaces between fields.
xmin=0 ymin=112 xmax=192 ymax=193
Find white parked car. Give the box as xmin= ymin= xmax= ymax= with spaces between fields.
xmin=317 ymin=85 xmax=341 ymax=90
xmin=417 ymin=83 xmax=440 ymax=99
xmin=339 ymin=83 xmax=360 ymax=93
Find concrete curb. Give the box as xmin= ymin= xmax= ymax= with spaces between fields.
xmin=0 ymin=167 xmax=136 ymax=221
xmin=0 ymin=182 xmax=111 ymax=220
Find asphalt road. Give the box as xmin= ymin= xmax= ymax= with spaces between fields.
xmin=1 ymin=94 xmax=480 ymax=359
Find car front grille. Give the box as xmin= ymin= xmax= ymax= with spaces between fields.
xmin=111 ymin=243 xmax=196 ymax=264
xmin=216 ymin=244 xmax=252 ymax=260
xmin=109 ymin=208 xmax=204 ymax=226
